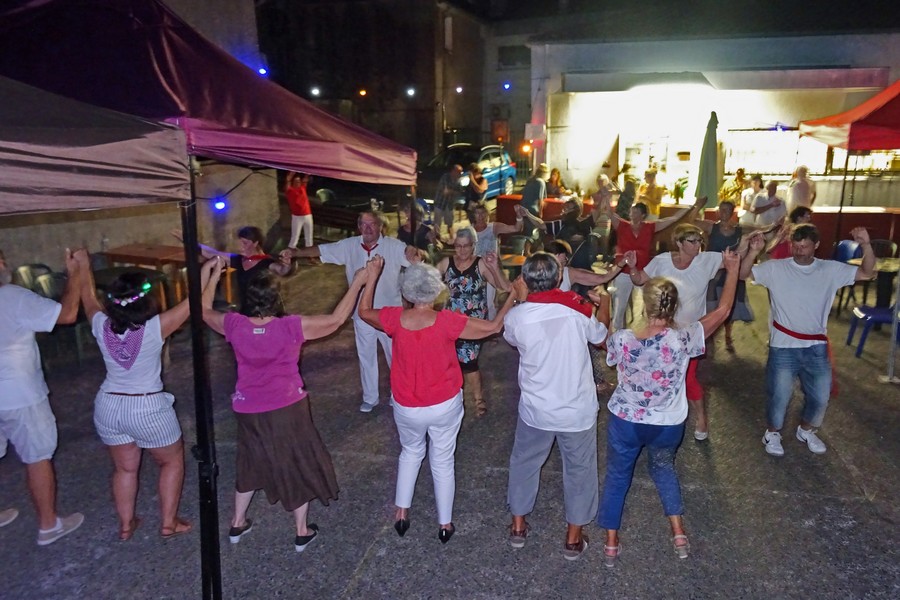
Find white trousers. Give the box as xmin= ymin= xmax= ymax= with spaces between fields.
xmin=353 ymin=318 xmax=393 ymax=406
xmin=392 ymin=391 xmax=464 ymax=524
xmin=289 ymin=214 xmax=314 ymax=248
xmin=611 ymin=271 xmax=635 ymax=330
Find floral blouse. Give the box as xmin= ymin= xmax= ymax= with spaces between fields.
xmin=606 ymin=322 xmax=705 ymax=426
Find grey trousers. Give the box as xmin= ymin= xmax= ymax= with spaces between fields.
xmin=507 ymin=416 xmax=599 ymax=525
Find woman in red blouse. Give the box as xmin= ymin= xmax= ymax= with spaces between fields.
xmin=602 ymin=196 xmax=705 ymax=329
xmin=359 ymin=257 xmax=521 ymax=543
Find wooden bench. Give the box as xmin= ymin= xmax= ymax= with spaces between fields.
xmin=312 ymin=204 xmax=359 ymax=239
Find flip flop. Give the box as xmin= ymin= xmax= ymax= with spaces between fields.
xmin=119 ymin=517 xmax=141 ymax=541
xmin=161 ymin=517 xmax=192 ymax=539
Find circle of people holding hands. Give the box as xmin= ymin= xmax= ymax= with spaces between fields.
xmin=0 ymin=161 xmax=876 ymax=567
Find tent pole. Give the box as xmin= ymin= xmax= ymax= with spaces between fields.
xmin=834 ymin=150 xmax=850 ymax=250
xmin=181 ymin=164 xmax=223 ymax=600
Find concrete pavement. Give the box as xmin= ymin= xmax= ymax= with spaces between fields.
xmin=1 ymin=263 xmax=898 ymax=599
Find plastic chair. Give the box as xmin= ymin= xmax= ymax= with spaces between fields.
xmin=12 ymin=263 xmax=52 ymax=291
xmin=33 ymin=272 xmax=69 ymax=300
xmin=846 ymin=304 xmax=900 ymax=357
xmin=833 ymin=240 xmax=862 ymax=314
xmin=870 ymin=239 xmax=898 ymax=258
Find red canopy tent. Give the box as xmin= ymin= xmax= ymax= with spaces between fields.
xmin=799 ymin=79 xmax=900 ymax=387
xmin=0 ymin=0 xmax=417 ymax=186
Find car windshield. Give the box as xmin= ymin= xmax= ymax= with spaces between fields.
xmin=426 ymin=146 xmax=480 ymax=170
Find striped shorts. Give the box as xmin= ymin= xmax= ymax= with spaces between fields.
xmin=93 ymin=391 xmax=182 ymax=449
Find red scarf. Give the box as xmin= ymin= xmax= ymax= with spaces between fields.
xmin=361 ymin=242 xmax=379 ymax=256
xmin=772 ymin=320 xmax=838 ymax=397
xmin=526 ymin=289 xmax=594 ymax=318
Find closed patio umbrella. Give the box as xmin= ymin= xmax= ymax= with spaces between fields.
xmin=694 ymin=111 xmax=719 ymax=207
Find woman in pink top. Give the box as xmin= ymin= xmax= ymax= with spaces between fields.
xmin=202 ymin=256 xmax=368 ymax=553
xmin=359 ymin=257 xmax=521 ymax=543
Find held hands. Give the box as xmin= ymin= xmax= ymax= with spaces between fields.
xmin=366 ymin=255 xmax=385 ymax=276
xmin=849 ymin=226 xmax=871 ymax=245
xmin=621 ymin=250 xmax=637 ymax=269
xmin=512 ymin=276 xmax=528 ymax=302
xmin=748 ymin=231 xmax=766 ymax=253
xmin=722 ymin=247 xmax=740 ymax=272
xmin=71 ymin=248 xmax=91 ymax=268
xmin=350 ymin=266 xmax=368 ymax=286
xmin=279 ymin=248 xmax=296 ymax=262
xmin=64 ymin=248 xmax=81 ymax=274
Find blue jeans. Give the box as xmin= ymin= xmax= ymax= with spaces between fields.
xmin=765 ymin=345 xmax=831 ymax=431
xmin=597 ymin=414 xmax=685 ymax=531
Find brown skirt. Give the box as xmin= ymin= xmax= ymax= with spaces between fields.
xmin=235 ymin=398 xmax=339 ymax=512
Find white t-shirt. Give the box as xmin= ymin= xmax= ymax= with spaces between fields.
xmin=739 ymin=188 xmax=760 ymax=225
xmin=0 ymin=285 xmax=61 ymax=409
xmin=643 ymin=252 xmax=722 ymax=326
xmin=93 ymin=313 xmax=164 ymax=393
xmin=503 ymin=301 xmax=607 ymax=432
xmin=752 ymin=194 xmax=787 ymax=227
xmin=319 ymin=235 xmax=411 ymax=317
xmin=751 ymin=258 xmax=857 ymax=348
xmin=788 ymin=178 xmax=816 ymax=212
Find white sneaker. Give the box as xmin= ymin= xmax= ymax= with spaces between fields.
xmin=359 ymin=401 xmax=377 ymax=413
xmin=796 ymin=426 xmax=827 ymax=454
xmin=37 ymin=513 xmax=84 ymax=546
xmin=762 ymin=431 xmax=784 ymax=457
xmin=0 ymin=508 xmax=19 ymax=528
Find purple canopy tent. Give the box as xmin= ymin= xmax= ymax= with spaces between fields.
xmin=0 ymin=75 xmax=189 ymax=214
xmin=0 ymin=2 xmax=418 ymax=597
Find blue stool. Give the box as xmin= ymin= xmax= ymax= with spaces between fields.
xmin=846 ymin=305 xmax=900 ymax=357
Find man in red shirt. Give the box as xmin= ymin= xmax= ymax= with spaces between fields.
xmin=285 ymin=172 xmax=313 ymax=250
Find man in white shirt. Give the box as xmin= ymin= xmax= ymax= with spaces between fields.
xmin=503 ymin=253 xmax=610 ymax=561
xmin=741 ymin=225 xmax=874 ymax=456
xmin=787 ymin=165 xmax=817 ymax=213
xmin=283 ymin=211 xmax=422 ymax=412
xmin=0 ymin=250 xmax=85 ymax=545
xmin=739 ymin=174 xmax=764 ymax=225
xmin=751 ymin=181 xmax=787 ymax=227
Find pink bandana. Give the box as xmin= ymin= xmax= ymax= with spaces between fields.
xmin=102 ymin=319 xmax=145 ymax=370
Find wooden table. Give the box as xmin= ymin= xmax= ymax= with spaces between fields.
xmin=101 ymin=244 xmax=233 ymax=304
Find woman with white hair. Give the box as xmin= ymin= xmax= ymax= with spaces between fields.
xmin=437 ymin=226 xmax=511 ymax=416
xmin=359 ymin=257 xmax=520 ymax=543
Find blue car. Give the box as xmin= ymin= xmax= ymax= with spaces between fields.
xmin=418 ymin=143 xmax=517 ymax=203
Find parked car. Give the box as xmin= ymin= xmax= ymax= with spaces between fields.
xmin=417 ymin=143 xmax=517 ymax=203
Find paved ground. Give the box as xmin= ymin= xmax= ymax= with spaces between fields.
xmin=1 ymin=261 xmax=898 ymax=600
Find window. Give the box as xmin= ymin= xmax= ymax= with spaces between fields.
xmin=498 ymin=45 xmax=530 ymax=69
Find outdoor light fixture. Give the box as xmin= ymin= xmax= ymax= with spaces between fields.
xmin=213 ymin=199 xmax=227 ymax=211
xmin=455 ymin=86 xmax=463 ymax=94
xmin=311 ymin=87 xmax=321 ymax=97
xmin=521 ymin=142 xmax=532 ymax=154
xmin=359 ymin=89 xmax=367 ymax=97
xmin=406 ymin=87 xmax=415 ymax=97
xmin=257 ymin=67 xmax=268 ymax=76
xmin=502 ymin=81 xmax=511 ymax=91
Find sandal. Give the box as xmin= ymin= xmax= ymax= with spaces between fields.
xmin=673 ymin=534 xmax=690 ymax=559
xmin=119 ymin=517 xmax=141 ymax=542
xmin=474 ymin=398 xmax=487 ymax=417
xmin=161 ymin=517 xmax=193 ymax=539
xmin=603 ymin=543 xmax=620 ymax=568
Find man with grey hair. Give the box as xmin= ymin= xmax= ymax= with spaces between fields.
xmin=503 ymin=252 xmax=610 ymax=560
xmin=282 ymin=211 xmax=423 ymax=412
xmin=0 ymin=249 xmax=85 ymax=545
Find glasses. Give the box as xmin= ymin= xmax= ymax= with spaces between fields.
xmin=453 ymin=243 xmax=473 ymax=249
xmin=681 ymin=238 xmax=703 ymax=245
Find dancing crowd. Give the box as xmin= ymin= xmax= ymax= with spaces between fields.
xmin=0 ymin=166 xmax=877 ymax=567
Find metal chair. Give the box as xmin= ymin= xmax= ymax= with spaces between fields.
xmin=869 ymin=239 xmax=897 ymax=258
xmin=33 ymin=273 xmax=93 ymax=366
xmin=12 ymin=263 xmax=52 ymax=291
xmin=833 ymin=240 xmax=862 ymax=313
xmin=846 ymin=304 xmax=900 ymax=357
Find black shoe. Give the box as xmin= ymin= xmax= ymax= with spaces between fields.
xmin=394 ymin=518 xmax=410 ymax=537
xmin=294 ymin=523 xmax=319 ymax=553
xmin=228 ymin=519 xmax=252 ymax=544
xmin=438 ymin=524 xmax=455 ymax=544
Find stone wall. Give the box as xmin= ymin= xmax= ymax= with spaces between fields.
xmin=0 ymin=164 xmax=279 ymax=271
